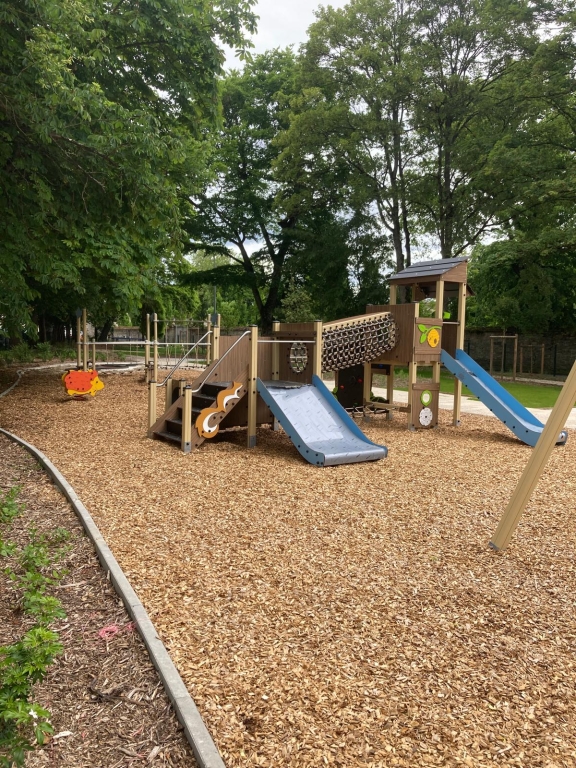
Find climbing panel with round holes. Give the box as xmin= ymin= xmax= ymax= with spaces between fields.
xmin=322 ymin=314 xmax=398 ymax=371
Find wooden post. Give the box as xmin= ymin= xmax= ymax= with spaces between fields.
xmin=490 ymin=360 xmax=576 ymax=551
xmin=145 ymin=313 xmax=150 ymax=383
xmin=519 ymin=346 xmax=524 ymax=376
xmin=363 ymin=362 xmax=372 ymax=406
xmin=179 ymin=378 xmax=187 ymax=397
xmin=272 ymin=321 xmax=280 ymax=380
xmin=433 ymin=280 xmax=444 ymax=386
xmin=212 ymin=314 xmax=221 ymax=361
xmin=389 ymin=284 xmax=397 ymax=305
xmin=512 ymin=334 xmax=518 ymax=381
xmin=76 ymin=315 xmax=82 ymax=369
xmin=247 ymin=325 xmax=258 ymax=448
xmin=453 ymin=281 xmax=466 ymax=426
xmin=166 ymin=378 xmax=174 ymax=408
xmin=181 ymin=385 xmax=192 ymax=454
xmin=313 ymin=320 xmax=323 ymax=378
xmin=152 ymin=313 xmax=158 ymax=384
xmin=272 ymin=321 xmax=280 ymax=430
xmin=407 ymin=361 xmax=417 ymax=430
xmin=82 ymin=309 xmax=88 ymax=371
xmin=386 ymin=366 xmax=395 ymax=420
xmin=206 ymin=316 xmax=212 ymax=365
xmin=148 ymin=381 xmax=157 ymax=432
xmin=92 ymin=339 xmax=96 ymax=369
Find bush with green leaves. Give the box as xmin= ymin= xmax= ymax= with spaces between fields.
xmin=0 ymin=487 xmax=68 ymax=766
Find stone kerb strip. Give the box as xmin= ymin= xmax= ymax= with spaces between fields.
xmin=0 ymin=427 xmax=226 ymax=768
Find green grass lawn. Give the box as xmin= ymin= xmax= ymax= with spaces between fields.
xmin=373 ymin=369 xmax=567 ymax=408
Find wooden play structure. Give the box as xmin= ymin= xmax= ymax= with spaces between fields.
xmin=334 ymin=256 xmax=470 ymax=430
xmin=144 ymin=256 xmax=567 ymax=462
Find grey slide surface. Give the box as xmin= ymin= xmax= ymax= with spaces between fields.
xmin=441 ymin=349 xmax=568 ymax=447
xmin=257 ymin=375 xmax=388 ymax=466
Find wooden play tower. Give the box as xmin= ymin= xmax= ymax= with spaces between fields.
xmin=360 ymin=256 xmax=470 ymax=429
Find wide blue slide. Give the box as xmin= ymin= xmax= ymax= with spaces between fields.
xmin=257 ymin=375 xmax=388 ymax=466
xmin=441 ymin=349 xmax=568 ymax=447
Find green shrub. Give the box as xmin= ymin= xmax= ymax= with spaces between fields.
xmin=9 ymin=345 xmax=33 ymax=364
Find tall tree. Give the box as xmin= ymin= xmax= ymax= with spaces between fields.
xmin=0 ymin=0 xmax=256 ymax=338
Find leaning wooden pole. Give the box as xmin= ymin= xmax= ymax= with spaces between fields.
xmin=490 ymin=360 xmax=576 ymax=551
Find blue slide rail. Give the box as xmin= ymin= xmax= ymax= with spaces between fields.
xmin=441 ymin=349 xmax=568 ymax=447
xmin=257 ymin=375 xmax=388 ymax=466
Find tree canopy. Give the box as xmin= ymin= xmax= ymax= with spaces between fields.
xmin=0 ymin=0 xmax=256 ymax=337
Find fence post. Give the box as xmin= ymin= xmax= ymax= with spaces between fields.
xmin=512 ymin=335 xmax=518 ymax=381
xmin=92 ymin=339 xmax=96 ymax=369
xmin=247 ymin=325 xmax=258 ymax=448
xmin=148 ymin=381 xmax=157 ymax=432
xmin=181 ymin=385 xmax=192 ymax=454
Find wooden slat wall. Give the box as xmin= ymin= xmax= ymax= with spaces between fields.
xmin=257 ymin=337 xmax=273 ymax=381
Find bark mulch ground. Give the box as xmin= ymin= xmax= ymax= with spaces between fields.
xmin=1 ymin=367 xmax=576 ymax=767
xmin=0 ymin=433 xmax=197 ymax=767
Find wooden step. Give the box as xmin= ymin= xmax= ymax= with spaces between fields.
xmin=155 ymin=430 xmax=181 ymax=444
xmin=201 ymin=381 xmax=232 ymax=398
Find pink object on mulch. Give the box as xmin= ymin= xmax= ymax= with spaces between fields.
xmin=98 ymin=625 xmax=120 ymax=640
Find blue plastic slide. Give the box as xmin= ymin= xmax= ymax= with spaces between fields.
xmin=257 ymin=375 xmax=388 ymax=466
xmin=441 ymin=349 xmax=568 ymax=447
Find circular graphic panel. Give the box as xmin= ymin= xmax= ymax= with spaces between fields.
xmin=420 ymin=389 xmax=432 ymax=407
xmin=419 ymin=406 xmax=434 ymax=427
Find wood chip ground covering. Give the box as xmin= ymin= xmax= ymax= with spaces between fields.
xmin=0 ymin=431 xmax=197 ymax=767
xmin=1 ymin=368 xmax=575 ymax=768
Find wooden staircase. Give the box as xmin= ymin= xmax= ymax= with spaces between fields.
xmin=150 ymin=376 xmax=247 ymax=450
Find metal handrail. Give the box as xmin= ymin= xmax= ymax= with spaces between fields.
xmin=257 ymin=339 xmax=315 ymax=344
xmin=190 ymin=330 xmax=251 ymax=393
xmin=158 ymin=331 xmax=211 ymax=386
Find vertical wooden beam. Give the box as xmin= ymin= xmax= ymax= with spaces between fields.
xmin=166 ymin=378 xmax=174 ymax=408
xmin=490 ymin=360 xmax=576 ymax=551
xmin=82 ymin=309 xmax=88 ymax=371
xmin=512 ymin=335 xmax=518 ymax=381
xmin=247 ymin=325 xmax=258 ymax=448
xmin=363 ymin=362 xmax=372 ymax=405
xmin=313 ymin=320 xmax=323 ymax=378
xmin=92 ymin=339 xmax=96 ymax=370
xmin=389 ymin=284 xmax=397 ymax=305
xmin=386 ymin=366 xmax=395 ymax=421
xmin=453 ymin=281 xmax=466 ymax=426
xmin=181 ymin=385 xmax=192 ymax=454
xmin=407 ymin=361 xmax=417 ymax=430
xmin=179 ymin=379 xmax=187 ymax=397
xmin=212 ymin=314 xmax=221 ymax=361
xmin=433 ymin=280 xmax=444 ymax=386
xmin=272 ymin=321 xmax=280 ymax=380
xmin=272 ymin=321 xmax=280 ymax=431
xmin=148 ymin=381 xmax=157 ymax=432
xmin=76 ymin=315 xmax=82 ymax=369
xmin=145 ymin=313 xmax=150 ymax=384
xmin=152 ymin=313 xmax=158 ymax=384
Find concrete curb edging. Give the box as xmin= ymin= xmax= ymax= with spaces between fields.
xmin=0 ymin=427 xmax=226 ymax=768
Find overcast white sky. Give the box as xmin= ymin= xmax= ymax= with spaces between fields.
xmin=224 ymin=0 xmax=349 ymax=69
